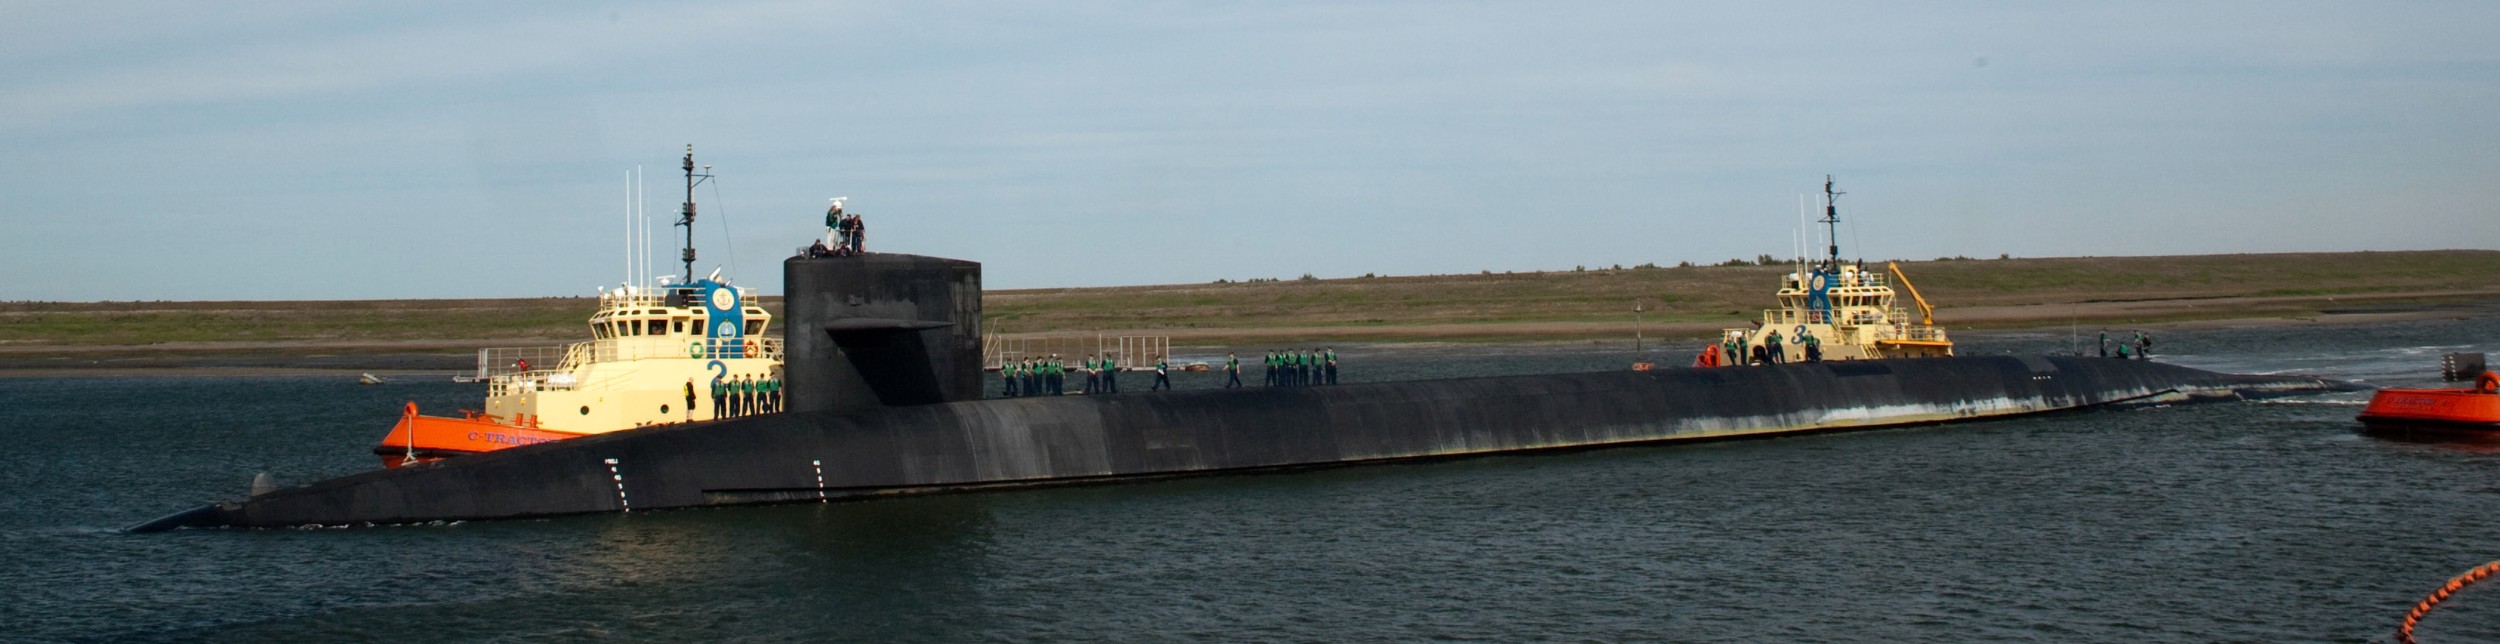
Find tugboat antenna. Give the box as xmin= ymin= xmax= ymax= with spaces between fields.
xmin=676 ymin=145 xmax=713 ymax=283
xmin=1820 ymin=175 xmax=1845 ymax=269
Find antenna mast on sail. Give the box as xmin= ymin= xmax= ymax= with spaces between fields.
xmin=1820 ymin=175 xmax=1845 ymax=270
xmin=676 ymin=145 xmax=713 ymax=282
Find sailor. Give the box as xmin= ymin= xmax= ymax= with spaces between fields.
xmin=827 ymin=199 xmax=848 ymax=249
xmin=741 ymin=375 xmax=757 ymax=416
xmin=2134 ymin=332 xmax=2152 ymax=360
xmin=1263 ymin=351 xmax=1277 ymax=386
xmin=1290 ymin=350 xmax=1305 ymax=386
xmin=710 ymin=376 xmax=729 ymax=419
xmin=683 ymin=379 xmax=698 ymax=422
xmin=2097 ymin=331 xmax=2109 ymax=358
xmin=851 ymin=215 xmax=867 ymax=253
xmin=1225 ymin=353 xmax=1243 ymax=388
xmin=1049 ymin=355 xmax=1066 ymax=396
xmin=2116 ymin=344 xmax=2132 ymax=360
xmin=1083 ymin=354 xmax=1100 ymax=394
xmin=1324 ymin=347 xmax=1338 ymax=385
xmin=763 ymin=374 xmax=779 ymax=413
xmin=1152 ymin=355 xmax=1172 ymax=391
xmin=1003 ymin=362 xmax=1019 ymax=397
xmin=1020 ymin=359 xmax=1036 ymax=397
xmin=1802 ymin=333 xmax=1823 ymax=363
xmin=1102 ymin=355 xmax=1118 ymax=393
xmin=1765 ymin=330 xmax=1785 ymax=364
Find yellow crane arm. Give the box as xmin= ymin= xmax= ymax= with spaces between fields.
xmin=1887 ymin=261 xmax=1935 ymax=326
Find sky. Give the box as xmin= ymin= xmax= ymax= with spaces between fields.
xmin=4 ymin=1 xmax=2495 ymax=301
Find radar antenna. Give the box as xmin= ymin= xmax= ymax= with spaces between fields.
xmin=1820 ymin=175 xmax=1844 ymax=270
xmin=676 ymin=145 xmax=713 ymax=282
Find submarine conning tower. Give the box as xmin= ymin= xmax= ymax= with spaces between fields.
xmin=783 ymin=253 xmax=984 ymax=414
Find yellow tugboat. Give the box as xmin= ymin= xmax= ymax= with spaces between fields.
xmin=1712 ymin=177 xmax=1953 ymax=365
xmin=375 ymin=147 xmax=785 ymax=467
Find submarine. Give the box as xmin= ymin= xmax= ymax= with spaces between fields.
xmin=129 ymin=250 xmax=2355 ymax=531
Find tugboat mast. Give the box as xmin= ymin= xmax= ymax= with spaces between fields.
xmin=1820 ymin=175 xmax=1844 ymax=271
xmin=676 ymin=145 xmax=713 ymax=283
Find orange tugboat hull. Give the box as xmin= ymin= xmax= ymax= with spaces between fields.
xmin=373 ymin=409 xmax=588 ymax=468
xmin=2359 ymin=382 xmax=2500 ymax=431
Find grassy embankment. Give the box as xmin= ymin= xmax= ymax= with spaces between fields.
xmin=3 ymin=250 xmax=2496 ymax=359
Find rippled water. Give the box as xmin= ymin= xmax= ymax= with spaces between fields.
xmin=6 ymin=318 xmax=2500 ymax=642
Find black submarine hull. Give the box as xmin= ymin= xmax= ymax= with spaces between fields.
xmin=134 ymin=355 xmax=2349 ymax=531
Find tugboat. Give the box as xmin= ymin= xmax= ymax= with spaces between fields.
xmin=374 ymin=147 xmax=784 ymax=467
xmin=2359 ymin=353 xmax=2500 ymax=432
xmin=1712 ymin=177 xmax=1954 ymax=365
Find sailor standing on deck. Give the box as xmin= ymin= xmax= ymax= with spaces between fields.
xmin=1052 ymin=354 xmax=1067 ymax=395
xmin=851 ymin=214 xmax=867 ymax=253
xmin=1152 ymin=355 xmax=1172 ymax=391
xmin=1262 ymin=351 xmax=1277 ymax=386
xmin=827 ymin=198 xmax=848 ymax=250
xmin=684 ymin=379 xmax=698 ymax=422
xmin=1765 ymin=331 xmax=1785 ymax=364
xmin=1103 ymin=355 xmax=1119 ymax=393
xmin=1082 ymin=354 xmax=1099 ymax=394
xmin=710 ymin=376 xmax=729 ymax=419
xmin=1803 ymin=333 xmax=1823 ymax=363
xmin=1003 ymin=362 xmax=1019 ymax=397
xmin=2134 ymin=332 xmax=2152 ymax=360
xmin=1324 ymin=347 xmax=1338 ymax=385
xmin=1225 ymin=353 xmax=1243 ymax=388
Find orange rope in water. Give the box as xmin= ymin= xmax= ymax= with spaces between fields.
xmin=2399 ymin=561 xmax=2500 ymax=644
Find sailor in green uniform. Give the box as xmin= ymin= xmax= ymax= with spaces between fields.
xmin=1225 ymin=353 xmax=1242 ymax=388
xmin=711 ymin=376 xmax=729 ymax=419
xmin=1151 ymin=355 xmax=1172 ymax=391
xmin=1323 ymin=347 xmax=1338 ymax=385
xmin=1801 ymin=332 xmax=1822 ymax=363
xmin=1263 ymin=351 xmax=1277 ymax=386
xmin=1102 ymin=355 xmax=1118 ymax=393
xmin=741 ymin=375 xmax=758 ymax=416
xmin=1765 ymin=330 xmax=1784 ymax=365
xmin=1002 ymin=362 xmax=1019 ymax=397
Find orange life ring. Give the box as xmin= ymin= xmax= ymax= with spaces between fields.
xmin=2478 ymin=371 xmax=2499 ymax=394
xmin=743 ymin=340 xmax=759 ymax=358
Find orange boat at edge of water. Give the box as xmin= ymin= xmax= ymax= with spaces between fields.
xmin=374 ymin=403 xmax=590 ymax=468
xmin=2359 ymin=373 xmax=2500 ymax=431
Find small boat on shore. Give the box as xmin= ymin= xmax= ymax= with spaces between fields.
xmin=2358 ymin=353 xmax=2499 ymax=432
